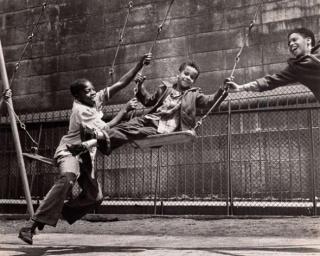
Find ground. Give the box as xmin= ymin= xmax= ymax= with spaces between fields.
xmin=0 ymin=215 xmax=320 ymax=255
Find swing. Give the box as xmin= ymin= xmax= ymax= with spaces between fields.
xmin=21 ymin=2 xmax=135 ymax=166
xmin=129 ymin=0 xmax=264 ymax=149
xmin=17 ymin=0 xmax=260 ymax=161
xmin=131 ymin=87 xmax=229 ymax=149
xmin=22 ymin=152 xmax=57 ymax=166
xmin=0 ymin=1 xmax=264 ymax=218
xmin=132 ymin=130 xmax=196 ymax=148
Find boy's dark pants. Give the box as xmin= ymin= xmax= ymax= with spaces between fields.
xmin=32 ymin=153 xmax=103 ymax=226
xmin=98 ymin=116 xmax=158 ymax=155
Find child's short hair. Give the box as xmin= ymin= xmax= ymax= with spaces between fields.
xmin=288 ymin=27 xmax=315 ymax=47
xmin=179 ymin=61 xmax=200 ymax=79
xmin=70 ymin=78 xmax=90 ymax=97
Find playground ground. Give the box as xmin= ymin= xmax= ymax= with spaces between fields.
xmin=0 ymin=215 xmax=320 ymax=255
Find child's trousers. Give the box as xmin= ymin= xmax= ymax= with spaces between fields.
xmin=32 ymin=153 xmax=103 ymax=226
xmin=98 ymin=116 xmax=159 ymax=155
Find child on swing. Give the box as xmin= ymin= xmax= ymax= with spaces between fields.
xmin=226 ymin=28 xmax=320 ymax=100
xmin=67 ymin=60 xmax=225 ymax=156
xmin=18 ymin=53 xmax=152 ymax=245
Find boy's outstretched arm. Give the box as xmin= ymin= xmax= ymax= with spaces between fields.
xmin=225 ymin=65 xmax=296 ymax=93
xmin=108 ymin=53 xmax=152 ymax=99
xmin=226 ymin=79 xmax=260 ymax=92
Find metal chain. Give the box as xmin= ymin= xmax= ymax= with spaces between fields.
xmin=1 ymin=2 xmax=47 ymax=147
xmin=137 ymin=0 xmax=175 ymax=77
xmin=108 ymin=1 xmax=134 ymax=84
xmin=194 ymin=0 xmax=264 ymax=131
xmin=9 ymin=2 xmax=47 ymax=88
xmin=193 ymin=89 xmax=228 ymax=131
xmin=148 ymin=0 xmax=175 ymax=54
xmin=230 ymin=0 xmax=264 ymax=79
xmin=4 ymin=100 xmax=39 ymax=147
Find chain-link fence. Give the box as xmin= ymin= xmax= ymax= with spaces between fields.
xmin=1 ymin=92 xmax=320 ymax=215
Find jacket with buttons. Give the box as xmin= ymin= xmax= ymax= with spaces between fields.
xmin=135 ymin=81 xmax=224 ymax=131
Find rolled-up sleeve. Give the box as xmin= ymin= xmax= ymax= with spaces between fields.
xmin=95 ymin=87 xmax=110 ymax=108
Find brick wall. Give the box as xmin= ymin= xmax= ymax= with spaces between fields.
xmin=0 ymin=0 xmax=319 ymax=113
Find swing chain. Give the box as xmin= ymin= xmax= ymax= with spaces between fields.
xmin=4 ymin=100 xmax=39 ymax=147
xmin=109 ymin=1 xmax=134 ymax=80
xmin=194 ymin=0 xmax=264 ymax=131
xmin=148 ymin=0 xmax=175 ymax=54
xmin=27 ymin=33 xmax=34 ymax=43
xmin=193 ymin=88 xmax=229 ymax=131
xmin=134 ymin=0 xmax=175 ymax=87
xmin=2 ymin=2 xmax=47 ymax=149
xmin=9 ymin=2 xmax=46 ymax=88
xmin=230 ymin=0 xmax=264 ymax=79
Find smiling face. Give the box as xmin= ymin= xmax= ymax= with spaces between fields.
xmin=76 ymin=80 xmax=97 ymax=107
xmin=177 ymin=65 xmax=199 ymax=90
xmin=288 ymin=33 xmax=312 ymax=58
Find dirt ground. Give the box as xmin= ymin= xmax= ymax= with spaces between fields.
xmin=1 ymin=215 xmax=320 ymax=255
xmin=1 ymin=215 xmax=320 ymax=237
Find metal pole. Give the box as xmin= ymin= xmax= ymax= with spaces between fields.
xmin=0 ymin=40 xmax=34 ymax=216
xmin=227 ymin=100 xmax=233 ymax=215
xmin=153 ymin=147 xmax=161 ymax=215
xmin=308 ymin=109 xmax=317 ymax=216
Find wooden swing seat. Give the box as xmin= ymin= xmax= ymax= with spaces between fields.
xmin=132 ymin=130 xmax=196 ymax=149
xmin=22 ymin=131 xmax=196 ymax=165
xmin=23 ymin=152 xmax=57 ymax=166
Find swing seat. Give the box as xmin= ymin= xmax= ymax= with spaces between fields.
xmin=132 ymin=130 xmax=196 ymax=149
xmin=23 ymin=152 xmax=57 ymax=166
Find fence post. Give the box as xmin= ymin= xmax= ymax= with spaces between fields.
xmin=0 ymin=40 xmax=34 ymax=216
xmin=308 ymin=109 xmax=317 ymax=216
xmin=226 ymin=100 xmax=233 ymax=215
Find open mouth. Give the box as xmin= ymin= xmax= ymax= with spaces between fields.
xmin=182 ymin=80 xmax=191 ymax=85
xmin=291 ymin=46 xmax=298 ymax=53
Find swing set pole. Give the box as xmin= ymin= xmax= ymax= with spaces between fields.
xmin=0 ymin=40 xmax=34 ymax=216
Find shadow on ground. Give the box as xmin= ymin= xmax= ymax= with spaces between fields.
xmin=1 ymin=243 xmax=320 ymax=256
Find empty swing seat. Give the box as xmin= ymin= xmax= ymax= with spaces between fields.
xmin=23 ymin=152 xmax=57 ymax=166
xmin=132 ymin=130 xmax=196 ymax=149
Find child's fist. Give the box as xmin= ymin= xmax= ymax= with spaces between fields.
xmin=134 ymin=73 xmax=146 ymax=86
xmin=125 ymin=98 xmax=138 ymax=111
xmin=140 ymin=52 xmax=152 ymax=66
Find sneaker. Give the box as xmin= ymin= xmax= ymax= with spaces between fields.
xmin=18 ymin=226 xmax=33 ymax=245
xmin=37 ymin=222 xmax=45 ymax=231
xmin=66 ymin=144 xmax=87 ymax=156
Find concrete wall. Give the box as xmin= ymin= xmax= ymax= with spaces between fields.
xmin=0 ymin=0 xmax=319 ymax=113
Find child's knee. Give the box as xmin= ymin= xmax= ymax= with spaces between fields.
xmin=60 ymin=172 xmax=77 ymax=186
xmin=57 ymin=155 xmax=81 ymax=178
